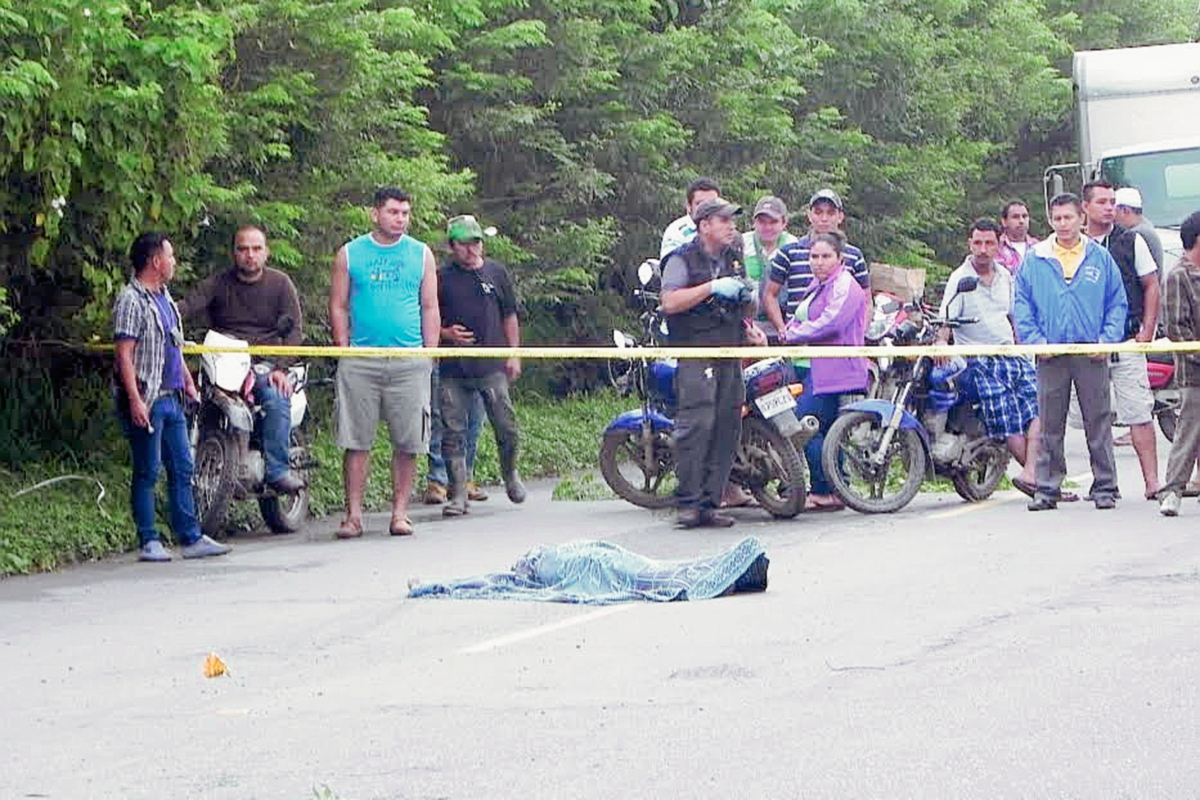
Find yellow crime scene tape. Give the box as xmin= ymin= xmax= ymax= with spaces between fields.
xmin=81 ymin=340 xmax=1200 ymax=359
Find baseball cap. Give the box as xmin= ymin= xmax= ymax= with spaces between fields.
xmin=753 ymin=196 xmax=788 ymax=220
xmin=691 ymin=197 xmax=743 ymax=223
xmin=1114 ymin=187 xmax=1143 ymax=209
xmin=809 ymin=188 xmax=844 ymax=211
xmin=446 ymin=214 xmax=485 ymax=242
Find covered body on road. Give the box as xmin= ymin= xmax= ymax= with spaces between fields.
xmin=408 ymin=537 xmax=768 ymax=603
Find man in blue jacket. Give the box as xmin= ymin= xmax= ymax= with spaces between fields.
xmin=1014 ymin=193 xmax=1128 ymax=511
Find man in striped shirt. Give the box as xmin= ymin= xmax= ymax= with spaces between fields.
xmin=762 ymin=189 xmax=869 ymax=334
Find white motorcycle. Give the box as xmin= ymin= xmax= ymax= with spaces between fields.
xmin=190 ymin=327 xmax=311 ymax=536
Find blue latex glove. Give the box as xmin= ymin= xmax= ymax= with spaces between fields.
xmin=710 ymin=276 xmax=744 ymax=300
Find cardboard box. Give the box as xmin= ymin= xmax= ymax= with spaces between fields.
xmin=869 ymin=262 xmax=926 ymax=301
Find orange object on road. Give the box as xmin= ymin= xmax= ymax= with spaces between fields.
xmin=203 ymin=653 xmax=227 ymax=678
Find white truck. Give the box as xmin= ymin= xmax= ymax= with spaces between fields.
xmin=1046 ymin=41 xmax=1200 ymax=262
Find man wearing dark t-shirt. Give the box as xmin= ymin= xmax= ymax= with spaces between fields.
xmin=179 ymin=225 xmax=306 ymax=493
xmin=437 ymin=215 xmax=525 ymax=517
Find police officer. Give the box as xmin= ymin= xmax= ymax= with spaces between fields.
xmin=660 ymin=197 xmax=760 ymax=528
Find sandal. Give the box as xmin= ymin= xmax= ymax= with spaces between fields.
xmin=390 ymin=515 xmax=414 ymax=537
xmin=336 ymin=517 xmax=364 ymax=539
xmin=804 ymin=496 xmax=845 ymax=513
xmin=1012 ymin=477 xmax=1036 ymax=498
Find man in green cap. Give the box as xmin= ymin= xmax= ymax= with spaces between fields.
xmin=437 ymin=215 xmax=526 ymax=516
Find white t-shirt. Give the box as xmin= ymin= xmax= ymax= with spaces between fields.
xmin=1132 ymin=233 xmax=1156 ymax=279
xmin=939 ymin=260 xmax=1016 ymax=346
xmin=660 ymin=215 xmax=696 ymax=258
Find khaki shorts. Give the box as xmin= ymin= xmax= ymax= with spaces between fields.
xmin=1109 ymin=350 xmax=1154 ymax=426
xmin=1067 ymin=350 xmax=1154 ymax=428
xmin=335 ymin=356 xmax=432 ymax=453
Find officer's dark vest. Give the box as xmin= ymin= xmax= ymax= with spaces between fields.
xmin=665 ymin=239 xmax=745 ymax=346
xmin=1101 ymin=224 xmax=1143 ymax=334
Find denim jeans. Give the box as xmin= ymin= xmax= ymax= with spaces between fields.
xmin=796 ymin=390 xmax=844 ymax=495
xmin=428 ymin=366 xmax=484 ymax=485
xmin=123 ymin=394 xmax=202 ymax=547
xmin=253 ymin=371 xmax=293 ymax=482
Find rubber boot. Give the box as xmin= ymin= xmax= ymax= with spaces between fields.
xmin=443 ymin=458 xmax=470 ymax=517
xmin=499 ymin=445 xmax=526 ymax=504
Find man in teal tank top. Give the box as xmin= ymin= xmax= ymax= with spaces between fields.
xmin=330 ymin=187 xmax=441 ymax=538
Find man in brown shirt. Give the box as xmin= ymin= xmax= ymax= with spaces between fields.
xmin=1159 ymin=210 xmax=1200 ymax=515
xmin=180 ymin=225 xmax=306 ymax=493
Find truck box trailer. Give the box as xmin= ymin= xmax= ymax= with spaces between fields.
xmin=1046 ymin=42 xmax=1200 ymax=261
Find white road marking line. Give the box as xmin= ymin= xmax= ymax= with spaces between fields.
xmin=926 ymin=471 xmax=1094 ymax=520
xmin=459 ymin=605 xmax=635 ymax=654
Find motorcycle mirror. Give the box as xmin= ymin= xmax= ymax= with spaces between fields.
xmin=637 ymin=259 xmax=658 ymax=286
xmin=955 ymin=276 xmax=979 ymax=294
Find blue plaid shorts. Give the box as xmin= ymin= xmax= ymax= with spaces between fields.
xmin=962 ymin=356 xmax=1038 ymax=438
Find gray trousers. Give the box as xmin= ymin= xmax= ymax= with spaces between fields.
xmin=440 ymin=370 xmax=520 ymax=479
xmin=1164 ymin=386 xmax=1200 ymax=493
xmin=674 ymin=359 xmax=743 ymax=511
xmin=1035 ymin=355 xmax=1116 ymax=500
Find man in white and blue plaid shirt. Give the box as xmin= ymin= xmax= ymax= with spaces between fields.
xmin=113 ymin=232 xmax=230 ymax=562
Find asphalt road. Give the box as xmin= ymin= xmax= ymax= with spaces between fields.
xmin=3 ymin=430 xmax=1200 ymax=800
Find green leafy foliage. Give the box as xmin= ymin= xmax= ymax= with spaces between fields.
xmin=1 ymin=0 xmax=1195 ymax=461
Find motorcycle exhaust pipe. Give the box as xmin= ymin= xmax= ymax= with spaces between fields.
xmin=790 ymin=413 xmax=821 ymax=446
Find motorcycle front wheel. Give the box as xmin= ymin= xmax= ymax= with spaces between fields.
xmin=599 ymin=428 xmax=677 ymax=509
xmin=259 ymin=429 xmax=310 ymax=533
xmin=950 ymin=441 xmax=1010 ymax=502
xmin=733 ymin=416 xmax=805 ymax=519
xmin=194 ymin=429 xmax=240 ymax=538
xmin=822 ymin=410 xmax=926 ymax=514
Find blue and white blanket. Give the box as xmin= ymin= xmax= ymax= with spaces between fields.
xmin=408 ymin=537 xmax=768 ymax=604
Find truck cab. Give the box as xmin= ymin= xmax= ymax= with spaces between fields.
xmin=1046 ymin=42 xmax=1200 ymax=264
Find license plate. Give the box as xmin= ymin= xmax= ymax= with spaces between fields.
xmin=755 ymin=387 xmax=795 ymax=418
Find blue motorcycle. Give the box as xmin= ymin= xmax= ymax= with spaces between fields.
xmin=820 ymin=276 xmax=1011 ymax=513
xmin=599 ymin=260 xmax=818 ymax=519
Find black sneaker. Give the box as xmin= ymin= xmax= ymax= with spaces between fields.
xmin=1094 ymin=495 xmax=1117 ymax=510
xmin=1027 ymin=496 xmax=1058 ymax=511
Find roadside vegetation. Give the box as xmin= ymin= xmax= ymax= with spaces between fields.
xmin=0 ymin=389 xmax=631 ymax=576
xmin=0 ymin=0 xmax=1189 ymax=575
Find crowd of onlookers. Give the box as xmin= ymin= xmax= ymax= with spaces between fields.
xmin=113 ymin=188 xmax=526 ymax=560
xmin=654 ymin=176 xmax=1200 ymax=526
xmin=110 ymin=177 xmax=1200 ymax=554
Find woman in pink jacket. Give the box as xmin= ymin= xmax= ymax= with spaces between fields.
xmin=783 ymin=232 xmax=869 ymax=511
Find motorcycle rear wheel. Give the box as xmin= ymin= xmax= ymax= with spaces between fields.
xmin=950 ymin=441 xmax=1010 ymax=502
xmin=733 ymin=416 xmax=805 ymax=518
xmin=822 ymin=410 xmax=926 ymax=514
xmin=259 ymin=429 xmax=310 ymax=533
xmin=194 ymin=429 xmax=240 ymax=538
xmin=599 ymin=428 xmax=677 ymax=509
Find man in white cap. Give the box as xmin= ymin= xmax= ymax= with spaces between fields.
xmin=1114 ymin=186 xmax=1165 ymax=274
